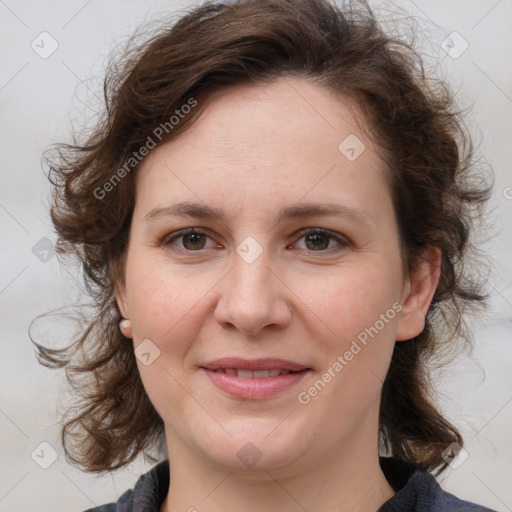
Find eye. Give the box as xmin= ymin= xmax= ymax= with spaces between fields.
xmin=162 ymin=227 xmax=349 ymax=254
xmin=291 ymin=228 xmax=349 ymax=252
xmin=163 ymin=228 xmax=221 ymax=252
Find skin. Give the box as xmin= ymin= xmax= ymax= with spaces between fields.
xmin=116 ymin=76 xmax=440 ymax=512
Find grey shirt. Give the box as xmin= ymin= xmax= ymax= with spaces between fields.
xmin=84 ymin=457 xmax=498 ymax=511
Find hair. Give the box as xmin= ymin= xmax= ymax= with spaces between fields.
xmin=32 ymin=0 xmax=492 ymax=476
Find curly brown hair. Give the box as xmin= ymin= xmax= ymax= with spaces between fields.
xmin=31 ymin=0 xmax=492 ymax=475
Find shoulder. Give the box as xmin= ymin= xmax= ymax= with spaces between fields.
xmin=378 ymin=457 xmax=498 ymax=512
xmin=82 ymin=460 xmax=170 ymax=512
xmin=435 ymin=486 xmax=498 ymax=512
xmin=82 ymin=487 xmax=133 ymax=512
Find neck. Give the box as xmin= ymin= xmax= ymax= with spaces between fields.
xmin=161 ymin=418 xmax=395 ymax=512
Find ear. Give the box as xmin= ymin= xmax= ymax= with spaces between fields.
xmin=395 ymin=246 xmax=441 ymax=341
xmin=115 ymin=279 xmax=130 ymax=319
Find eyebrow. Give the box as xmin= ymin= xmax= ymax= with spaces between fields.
xmin=144 ymin=201 xmax=370 ymax=227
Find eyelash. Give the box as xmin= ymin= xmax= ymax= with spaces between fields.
xmin=161 ymin=227 xmax=350 ymax=254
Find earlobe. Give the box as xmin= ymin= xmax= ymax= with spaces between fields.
xmin=395 ymin=246 xmax=441 ymax=342
xmin=115 ymin=282 xmax=133 ymax=338
xmin=119 ymin=318 xmax=133 ymax=339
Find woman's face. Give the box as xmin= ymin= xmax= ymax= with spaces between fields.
xmin=116 ymin=77 xmax=438 ymax=475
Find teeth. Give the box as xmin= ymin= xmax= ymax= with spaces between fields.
xmin=237 ymin=369 xmax=254 ymax=379
xmin=211 ymin=368 xmax=295 ymax=378
xmin=253 ymin=370 xmax=270 ymax=379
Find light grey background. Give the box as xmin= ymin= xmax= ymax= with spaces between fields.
xmin=1 ymin=1 xmax=511 ymax=511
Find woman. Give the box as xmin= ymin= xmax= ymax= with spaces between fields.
xmin=34 ymin=0 xmax=497 ymax=510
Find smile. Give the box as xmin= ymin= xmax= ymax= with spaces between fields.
xmin=201 ymin=367 xmax=311 ymax=399
xmin=209 ymin=368 xmax=295 ymax=378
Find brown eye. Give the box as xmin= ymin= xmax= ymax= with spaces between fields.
xmin=292 ymin=229 xmax=349 ymax=252
xmin=304 ymin=232 xmax=330 ymax=250
xmin=182 ymin=232 xmax=207 ymax=250
xmin=163 ymin=229 xmax=219 ymax=252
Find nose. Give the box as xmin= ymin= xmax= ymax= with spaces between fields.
xmin=213 ymin=249 xmax=292 ymax=337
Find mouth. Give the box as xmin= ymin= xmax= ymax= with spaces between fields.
xmin=199 ymin=358 xmax=312 ymax=399
xmin=205 ymin=368 xmax=302 ymax=378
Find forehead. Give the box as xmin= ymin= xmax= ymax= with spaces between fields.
xmin=160 ymin=77 xmax=374 ymax=162
xmin=134 ymin=77 xmax=392 ymax=224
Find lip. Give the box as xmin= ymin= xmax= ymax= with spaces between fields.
xmin=201 ymin=368 xmax=310 ymax=399
xmin=200 ymin=357 xmax=310 ymax=372
xmin=199 ymin=358 xmax=311 ymax=400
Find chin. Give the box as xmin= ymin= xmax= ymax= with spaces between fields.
xmin=198 ymin=419 xmax=311 ymax=473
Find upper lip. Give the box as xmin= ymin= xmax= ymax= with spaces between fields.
xmin=200 ymin=358 xmax=310 ymax=372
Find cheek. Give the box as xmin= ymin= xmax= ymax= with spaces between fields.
xmin=125 ymin=258 xmax=211 ymax=354
xmin=295 ymin=263 xmax=401 ymax=402
xmin=126 ymin=265 xmax=212 ymax=418
xmin=298 ymin=271 xmax=399 ymax=416
xmin=294 ymin=263 xmax=400 ymax=340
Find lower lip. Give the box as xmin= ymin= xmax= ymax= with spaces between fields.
xmin=201 ymin=368 xmax=310 ymax=399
